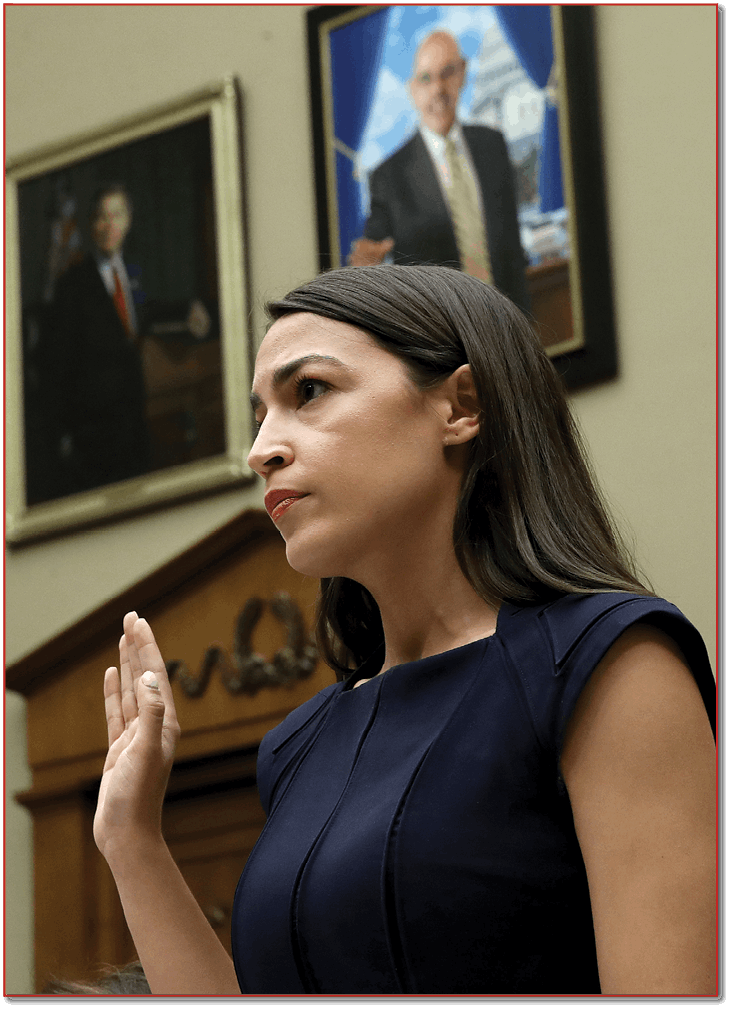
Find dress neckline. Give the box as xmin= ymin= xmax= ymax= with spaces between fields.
xmin=341 ymin=617 xmax=501 ymax=693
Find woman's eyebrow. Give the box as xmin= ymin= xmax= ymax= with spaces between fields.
xmin=250 ymin=354 xmax=349 ymax=410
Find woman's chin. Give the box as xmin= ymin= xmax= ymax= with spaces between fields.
xmin=284 ymin=539 xmax=343 ymax=581
xmin=284 ymin=534 xmax=363 ymax=580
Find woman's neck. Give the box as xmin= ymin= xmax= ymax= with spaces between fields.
xmin=356 ymin=534 xmax=500 ymax=675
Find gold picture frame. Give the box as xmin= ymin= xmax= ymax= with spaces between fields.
xmin=6 ymin=78 xmax=252 ymax=544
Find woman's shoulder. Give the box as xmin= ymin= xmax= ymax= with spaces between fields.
xmin=495 ymin=592 xmax=715 ymax=753
xmin=498 ymin=591 xmax=709 ymax=671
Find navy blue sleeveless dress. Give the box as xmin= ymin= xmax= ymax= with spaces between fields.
xmin=231 ymin=593 xmax=715 ymax=995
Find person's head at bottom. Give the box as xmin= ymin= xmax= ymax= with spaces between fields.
xmin=43 ymin=960 xmax=150 ymax=995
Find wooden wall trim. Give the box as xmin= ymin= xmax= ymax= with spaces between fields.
xmin=6 ymin=509 xmax=276 ymax=696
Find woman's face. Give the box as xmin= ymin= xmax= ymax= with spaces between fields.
xmin=248 ymin=312 xmax=461 ymax=581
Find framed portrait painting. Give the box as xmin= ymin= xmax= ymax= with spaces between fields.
xmin=307 ymin=5 xmax=617 ymax=389
xmin=6 ymin=78 xmax=252 ymax=544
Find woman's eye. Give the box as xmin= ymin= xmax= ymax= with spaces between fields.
xmin=296 ymin=378 xmax=328 ymax=404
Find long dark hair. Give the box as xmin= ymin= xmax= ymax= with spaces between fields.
xmin=266 ymin=265 xmax=650 ymax=677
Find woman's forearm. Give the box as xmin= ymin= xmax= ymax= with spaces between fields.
xmin=105 ymin=835 xmax=241 ymax=996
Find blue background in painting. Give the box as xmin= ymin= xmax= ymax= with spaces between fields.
xmin=330 ymin=7 xmax=390 ymax=265
xmin=327 ymin=5 xmax=563 ymax=264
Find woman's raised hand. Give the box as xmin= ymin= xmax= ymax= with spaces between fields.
xmin=93 ymin=612 xmax=180 ymax=861
xmin=91 ymin=614 xmax=240 ymax=995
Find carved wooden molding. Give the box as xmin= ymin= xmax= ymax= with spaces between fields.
xmin=167 ymin=592 xmax=319 ymax=696
xmin=11 ymin=506 xmax=332 ymax=993
xmin=6 ymin=509 xmax=276 ymax=695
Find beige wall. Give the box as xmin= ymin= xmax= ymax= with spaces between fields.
xmin=5 ymin=5 xmax=716 ymax=993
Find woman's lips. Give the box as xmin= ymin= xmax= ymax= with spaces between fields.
xmin=265 ymin=490 xmax=309 ymax=523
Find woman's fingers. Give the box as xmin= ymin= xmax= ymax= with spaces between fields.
xmin=112 ymin=613 xmax=180 ymax=761
xmin=133 ymin=617 xmax=181 ymax=757
xmin=124 ymin=610 xmax=143 ymax=681
xmin=103 ymin=666 xmax=125 ymax=748
xmin=120 ymin=612 xmax=139 ymax=726
xmin=135 ymin=665 xmax=181 ymax=769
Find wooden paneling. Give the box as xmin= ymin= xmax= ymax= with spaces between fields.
xmin=12 ymin=510 xmax=336 ymax=992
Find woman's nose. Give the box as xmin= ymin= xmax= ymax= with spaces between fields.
xmin=247 ymin=422 xmax=294 ymax=477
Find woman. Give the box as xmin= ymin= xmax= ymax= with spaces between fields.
xmin=94 ymin=265 xmax=716 ymax=996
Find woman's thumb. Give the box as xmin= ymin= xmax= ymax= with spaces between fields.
xmin=136 ymin=674 xmax=166 ymax=730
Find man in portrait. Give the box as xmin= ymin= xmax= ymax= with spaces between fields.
xmin=35 ymin=182 xmax=213 ymax=501
xmin=349 ymin=30 xmax=530 ymax=312
xmin=42 ymin=183 xmax=152 ymax=497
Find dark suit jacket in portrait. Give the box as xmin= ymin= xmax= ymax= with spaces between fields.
xmin=39 ymin=254 xmax=151 ymax=498
xmin=363 ymin=125 xmax=530 ymax=312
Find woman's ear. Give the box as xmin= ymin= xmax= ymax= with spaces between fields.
xmin=438 ymin=364 xmax=481 ymax=445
